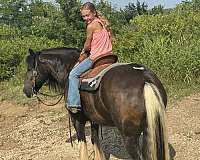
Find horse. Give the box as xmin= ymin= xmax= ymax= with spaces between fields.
xmin=23 ymin=47 xmax=169 ymax=160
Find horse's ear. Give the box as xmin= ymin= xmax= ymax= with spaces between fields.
xmin=29 ymin=48 xmax=35 ymax=56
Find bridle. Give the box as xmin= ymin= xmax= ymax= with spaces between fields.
xmin=32 ymin=57 xmax=38 ymax=94
xmin=29 ymin=51 xmax=76 ymax=147
xmin=31 ymin=54 xmax=63 ymax=106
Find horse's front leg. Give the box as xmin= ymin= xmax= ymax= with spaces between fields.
xmin=70 ymin=112 xmax=89 ymax=160
xmin=91 ymin=123 xmax=106 ymax=160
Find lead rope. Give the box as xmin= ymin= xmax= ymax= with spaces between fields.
xmin=68 ymin=113 xmax=73 ymax=147
xmin=37 ymin=91 xmax=63 ymax=97
xmin=33 ymin=55 xmax=74 ymax=147
xmin=100 ymin=125 xmax=103 ymax=140
xmin=32 ymin=56 xmax=64 ymax=107
xmin=35 ymin=94 xmax=63 ymax=106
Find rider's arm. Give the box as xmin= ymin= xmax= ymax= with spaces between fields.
xmin=81 ymin=24 xmax=94 ymax=55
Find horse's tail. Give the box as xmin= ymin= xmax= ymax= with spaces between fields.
xmin=143 ymin=82 xmax=169 ymax=160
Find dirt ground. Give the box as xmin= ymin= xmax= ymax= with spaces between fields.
xmin=0 ymin=93 xmax=200 ymax=160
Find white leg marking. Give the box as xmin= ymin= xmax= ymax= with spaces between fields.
xmin=79 ymin=141 xmax=89 ymax=160
xmin=93 ymin=143 xmax=106 ymax=160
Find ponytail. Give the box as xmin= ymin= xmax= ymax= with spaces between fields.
xmin=96 ymin=11 xmax=109 ymax=28
xmin=96 ymin=11 xmax=112 ymax=40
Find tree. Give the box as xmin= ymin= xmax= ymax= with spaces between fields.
xmin=56 ymin=0 xmax=83 ymax=28
xmin=192 ymin=0 xmax=200 ymax=11
xmin=121 ymin=3 xmax=137 ymax=23
xmin=150 ymin=5 xmax=164 ymax=15
xmin=0 ymin=0 xmax=31 ymax=28
xmin=121 ymin=1 xmax=148 ymax=23
xmin=95 ymin=0 xmax=125 ymax=34
xmin=54 ymin=0 xmax=85 ymax=46
xmin=29 ymin=0 xmax=55 ymax=17
xmin=28 ymin=0 xmax=65 ymax=39
xmin=136 ymin=1 xmax=148 ymax=15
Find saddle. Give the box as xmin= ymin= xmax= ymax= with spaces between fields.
xmin=80 ymin=54 xmax=118 ymax=91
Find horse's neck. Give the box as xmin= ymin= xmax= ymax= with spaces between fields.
xmin=47 ymin=56 xmax=78 ymax=87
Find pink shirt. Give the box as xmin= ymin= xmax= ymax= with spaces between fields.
xmin=89 ymin=19 xmax=113 ymax=61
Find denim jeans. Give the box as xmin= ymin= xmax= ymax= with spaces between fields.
xmin=67 ymin=57 xmax=93 ymax=107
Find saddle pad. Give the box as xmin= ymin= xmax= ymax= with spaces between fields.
xmin=80 ymin=63 xmax=127 ymax=91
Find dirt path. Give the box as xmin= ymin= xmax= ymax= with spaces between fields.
xmin=0 ymin=93 xmax=199 ymax=160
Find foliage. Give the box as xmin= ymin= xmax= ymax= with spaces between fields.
xmin=120 ymin=1 xmax=148 ymax=23
xmin=0 ymin=0 xmax=31 ymax=28
xmin=55 ymin=0 xmax=86 ymax=47
xmin=0 ymin=25 xmax=63 ymax=80
xmin=150 ymin=5 xmax=164 ymax=15
xmin=0 ymin=24 xmax=21 ymax=39
xmin=94 ymin=1 xmax=125 ymax=35
xmin=185 ymin=0 xmax=200 ymax=11
xmin=114 ymin=3 xmax=200 ymax=84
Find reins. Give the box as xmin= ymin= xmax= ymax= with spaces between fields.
xmin=35 ymin=93 xmax=64 ymax=106
xmin=32 ymin=54 xmax=64 ymax=106
xmin=31 ymin=52 xmax=76 ymax=147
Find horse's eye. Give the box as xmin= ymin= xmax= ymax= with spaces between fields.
xmin=32 ymin=70 xmax=37 ymax=76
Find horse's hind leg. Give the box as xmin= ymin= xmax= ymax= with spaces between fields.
xmin=70 ymin=112 xmax=89 ymax=160
xmin=91 ymin=123 xmax=106 ymax=160
xmin=121 ymin=119 xmax=143 ymax=160
xmin=123 ymin=134 xmax=142 ymax=160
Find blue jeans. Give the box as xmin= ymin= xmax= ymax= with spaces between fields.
xmin=67 ymin=57 xmax=93 ymax=107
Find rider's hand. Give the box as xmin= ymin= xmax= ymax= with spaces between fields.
xmin=78 ymin=52 xmax=88 ymax=63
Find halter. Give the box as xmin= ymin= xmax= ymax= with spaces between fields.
xmin=32 ymin=57 xmax=38 ymax=94
xmin=31 ymin=54 xmax=63 ymax=106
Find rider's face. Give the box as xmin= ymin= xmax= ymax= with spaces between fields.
xmin=81 ymin=9 xmax=96 ymax=24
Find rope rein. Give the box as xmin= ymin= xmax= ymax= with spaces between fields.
xmin=35 ymin=94 xmax=63 ymax=106
xmin=68 ymin=115 xmax=73 ymax=147
xmin=37 ymin=91 xmax=63 ymax=97
xmin=32 ymin=56 xmax=64 ymax=106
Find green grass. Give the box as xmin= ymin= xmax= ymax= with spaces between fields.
xmin=0 ymin=79 xmax=37 ymax=105
xmin=164 ymin=80 xmax=200 ymax=104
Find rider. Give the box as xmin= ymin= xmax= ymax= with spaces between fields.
xmin=66 ymin=2 xmax=113 ymax=113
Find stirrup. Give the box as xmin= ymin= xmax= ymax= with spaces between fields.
xmin=67 ymin=107 xmax=81 ymax=114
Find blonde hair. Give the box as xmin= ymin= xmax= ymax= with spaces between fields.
xmin=81 ymin=2 xmax=111 ymax=32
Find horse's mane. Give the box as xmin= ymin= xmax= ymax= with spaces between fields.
xmin=41 ymin=47 xmax=80 ymax=64
xmin=37 ymin=47 xmax=80 ymax=93
xmin=41 ymin=47 xmax=80 ymax=53
xmin=47 ymin=74 xmax=62 ymax=93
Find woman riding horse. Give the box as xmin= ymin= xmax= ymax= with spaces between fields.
xmin=67 ymin=2 xmax=113 ymax=114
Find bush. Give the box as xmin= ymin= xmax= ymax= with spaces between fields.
xmin=0 ymin=30 xmax=64 ymax=81
xmin=114 ymin=4 xmax=200 ymax=83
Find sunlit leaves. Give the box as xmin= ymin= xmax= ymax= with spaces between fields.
xmin=114 ymin=3 xmax=200 ymax=84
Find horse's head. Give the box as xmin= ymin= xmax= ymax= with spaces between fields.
xmin=23 ymin=49 xmax=48 ymax=97
xmin=23 ymin=48 xmax=80 ymax=98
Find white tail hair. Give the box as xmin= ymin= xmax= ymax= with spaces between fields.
xmin=144 ymin=82 xmax=169 ymax=160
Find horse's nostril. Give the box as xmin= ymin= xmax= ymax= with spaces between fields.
xmin=26 ymin=94 xmax=32 ymax=98
xmin=23 ymin=88 xmax=26 ymax=94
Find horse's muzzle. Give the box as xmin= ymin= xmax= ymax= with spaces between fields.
xmin=23 ymin=85 xmax=34 ymax=98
